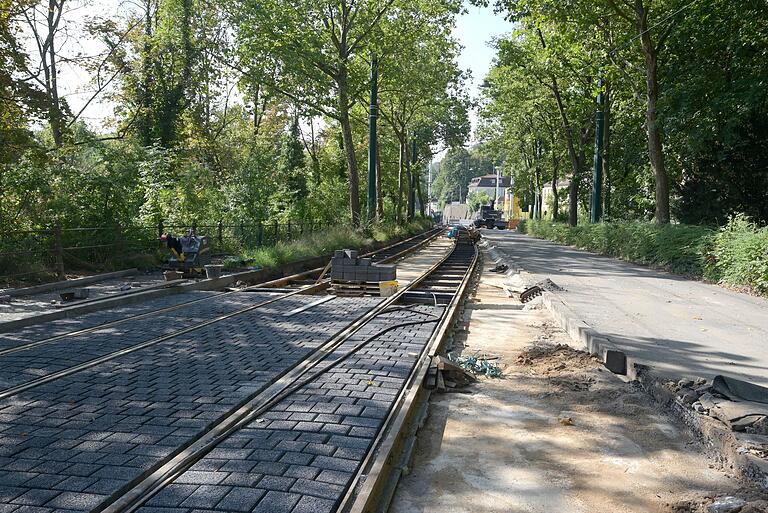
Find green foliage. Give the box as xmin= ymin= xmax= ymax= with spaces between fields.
xmin=705 ymin=215 xmax=768 ymax=296
xmin=0 ymin=0 xmax=46 ymax=165
xmin=467 ymin=191 xmax=491 ymax=213
xmin=478 ymin=0 xmax=768 ymax=227
xmin=432 ymin=146 xmax=498 ymax=206
xmin=278 ymin=117 xmax=308 ymax=199
xmin=521 ymin=217 xmax=768 ymax=297
xmin=233 ymin=218 xmax=433 ymax=270
xmin=663 ymin=1 xmax=768 ymax=225
xmin=238 ymin=226 xmax=369 ymax=269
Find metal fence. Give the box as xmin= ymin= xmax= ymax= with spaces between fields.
xmin=0 ymin=219 xmax=326 ymax=285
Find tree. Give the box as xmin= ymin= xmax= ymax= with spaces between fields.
xmin=19 ymin=0 xmax=69 ymax=147
xmin=486 ymin=19 xmax=595 ymax=226
xmin=0 ymin=0 xmax=45 ymax=163
xmin=468 ymin=191 xmax=491 ymax=213
xmin=372 ymin=1 xmax=468 ymax=222
xmin=600 ymin=0 xmax=681 ymax=224
xmin=233 ymin=0 xmax=407 ymax=226
xmin=278 ymin=115 xmax=308 ymax=200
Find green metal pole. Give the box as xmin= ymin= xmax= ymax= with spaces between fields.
xmin=590 ymin=78 xmax=604 ymax=224
xmin=367 ymin=56 xmax=378 ymax=223
xmin=408 ymin=137 xmax=417 ymax=220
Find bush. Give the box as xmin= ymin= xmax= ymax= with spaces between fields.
xmin=704 ymin=214 xmax=768 ymax=295
xmin=520 ymin=217 xmax=768 ymax=296
xmin=227 ymin=218 xmax=434 ymax=270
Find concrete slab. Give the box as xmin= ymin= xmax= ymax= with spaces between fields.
xmin=393 ymin=236 xmax=454 ymax=287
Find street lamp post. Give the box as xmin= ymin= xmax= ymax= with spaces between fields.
xmin=366 ymin=56 xmax=378 ymax=223
xmin=590 ymin=78 xmax=605 ymax=224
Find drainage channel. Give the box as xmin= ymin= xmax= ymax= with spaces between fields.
xmin=89 ymin=230 xmax=478 ymax=513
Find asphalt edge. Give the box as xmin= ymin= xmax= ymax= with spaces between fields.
xmin=486 ymin=243 xmax=768 ymax=490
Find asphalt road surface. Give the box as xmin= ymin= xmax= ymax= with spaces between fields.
xmin=484 ymin=230 xmax=768 ymax=386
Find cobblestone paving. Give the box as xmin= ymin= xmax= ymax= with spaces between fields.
xmin=0 ymin=296 xmax=382 ymax=513
xmin=134 ymin=306 xmax=441 ymax=513
xmin=0 ymin=291 xmax=218 ymax=350
xmin=0 ymin=292 xmax=281 ymax=390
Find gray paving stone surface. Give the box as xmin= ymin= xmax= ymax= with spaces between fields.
xmin=135 ymin=306 xmax=440 ymax=513
xmin=0 ymin=293 xmax=282 ymax=389
xmin=0 ymin=295 xmax=382 ymax=513
xmin=0 ymin=291 xmax=218 ymax=350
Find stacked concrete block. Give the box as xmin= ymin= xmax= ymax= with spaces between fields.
xmin=330 ymin=249 xmax=396 ymax=282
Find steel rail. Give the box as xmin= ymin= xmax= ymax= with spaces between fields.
xmin=0 ymin=281 xmax=329 ymax=401
xmin=0 ymin=228 xmax=442 ymax=358
xmin=339 ymin=235 xmax=480 ymax=513
xmin=93 ymin=233 xmax=458 ymax=513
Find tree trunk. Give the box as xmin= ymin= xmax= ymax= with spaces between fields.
xmin=139 ymin=0 xmax=154 ymax=145
xmin=535 ymin=165 xmax=543 ymax=220
xmin=537 ymin=28 xmax=579 ymax=225
xmin=405 ymin=143 xmax=414 ymax=222
xmin=577 ymin=128 xmax=591 ymax=214
xmin=549 ymin=80 xmax=579 ymax=225
xmin=636 ymin=0 xmax=670 ymax=224
xmin=337 ymin=72 xmax=361 ymax=226
xmin=415 ymin=172 xmax=426 ymax=217
xmin=47 ymin=0 xmax=63 ymax=147
xmin=551 ymin=80 xmax=580 ymax=226
xmin=551 ymin=159 xmax=559 ymax=221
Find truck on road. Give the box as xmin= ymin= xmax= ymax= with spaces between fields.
xmin=473 ymin=205 xmax=508 ymax=229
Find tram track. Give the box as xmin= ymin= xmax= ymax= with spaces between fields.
xmin=0 ymin=226 xmax=461 ymax=513
xmin=0 ymin=228 xmax=441 ymax=370
xmin=0 ymin=283 xmax=328 ymax=400
xmin=91 ymin=228 xmax=478 ymax=513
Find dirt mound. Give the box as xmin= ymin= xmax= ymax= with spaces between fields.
xmin=516 ymin=343 xmax=598 ymax=371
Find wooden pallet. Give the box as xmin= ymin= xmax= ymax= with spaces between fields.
xmin=331 ymin=280 xmax=381 ymax=297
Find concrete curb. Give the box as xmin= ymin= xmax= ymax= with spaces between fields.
xmin=540 ymin=293 xmax=638 ymax=379
xmin=489 ymin=246 xmax=768 ymax=489
xmin=1 ymin=268 xmax=139 ymax=297
xmin=0 ymin=268 xmax=267 ymax=333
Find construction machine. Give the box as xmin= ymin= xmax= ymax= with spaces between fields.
xmin=160 ymin=229 xmax=211 ymax=277
xmin=472 ymin=205 xmax=508 ymax=229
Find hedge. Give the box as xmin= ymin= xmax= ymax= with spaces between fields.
xmin=519 ymin=215 xmax=768 ymax=297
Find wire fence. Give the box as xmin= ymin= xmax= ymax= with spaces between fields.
xmin=0 ymin=219 xmax=326 ymax=285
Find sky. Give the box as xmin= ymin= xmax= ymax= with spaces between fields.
xmin=23 ymin=1 xmax=512 ymax=136
xmin=454 ymin=3 xmax=513 ymax=103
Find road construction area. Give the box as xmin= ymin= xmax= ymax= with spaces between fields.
xmin=0 ymin=227 xmax=766 ymax=513
xmin=390 ymin=247 xmax=767 ymax=513
xmin=0 ymin=229 xmax=473 ymax=513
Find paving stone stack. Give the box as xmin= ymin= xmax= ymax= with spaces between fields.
xmin=330 ymin=249 xmax=396 ymax=283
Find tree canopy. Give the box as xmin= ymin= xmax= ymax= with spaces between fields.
xmin=1 ymin=0 xmax=766 ymax=246
xmin=475 ymin=0 xmax=768 ymax=226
